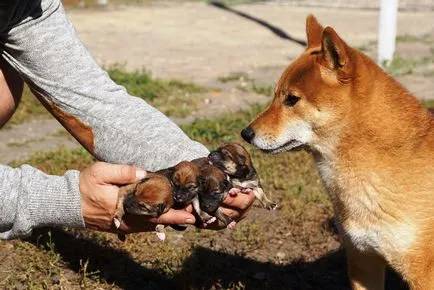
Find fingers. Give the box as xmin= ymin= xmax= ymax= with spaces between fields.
xmin=148 ymin=209 xmax=196 ymax=225
xmin=222 ymin=190 xmax=255 ymax=211
xmin=90 ymin=162 xmax=146 ymax=185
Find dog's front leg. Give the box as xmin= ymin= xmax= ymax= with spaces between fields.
xmin=346 ymin=246 xmax=385 ymax=290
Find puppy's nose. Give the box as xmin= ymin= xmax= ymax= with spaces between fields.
xmin=241 ymin=126 xmax=255 ymax=143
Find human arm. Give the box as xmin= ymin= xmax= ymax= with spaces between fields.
xmin=0 ymin=0 xmax=255 ymax=236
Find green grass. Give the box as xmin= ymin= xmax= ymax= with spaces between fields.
xmin=218 ymin=72 xmax=274 ymax=97
xmin=6 ymin=86 xmax=49 ymax=126
xmin=107 ymin=65 xmax=208 ymax=117
xmin=396 ymin=34 xmax=431 ymax=44
xmin=423 ymin=99 xmax=434 ymax=108
xmin=9 ymin=147 xmax=95 ymax=175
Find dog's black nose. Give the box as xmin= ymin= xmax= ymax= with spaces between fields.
xmin=241 ymin=126 xmax=255 ymax=143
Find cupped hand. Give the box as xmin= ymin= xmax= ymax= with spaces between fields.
xmin=198 ymin=188 xmax=256 ymax=230
xmin=79 ymin=162 xmax=197 ymax=234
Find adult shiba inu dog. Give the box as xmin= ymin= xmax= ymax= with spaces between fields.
xmin=241 ymin=15 xmax=434 ymax=290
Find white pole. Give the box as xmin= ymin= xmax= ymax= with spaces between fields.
xmin=377 ymin=0 xmax=398 ymax=67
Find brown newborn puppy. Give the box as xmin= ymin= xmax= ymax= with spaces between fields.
xmin=159 ymin=161 xmax=202 ymax=207
xmin=113 ymin=173 xmax=174 ymax=239
xmin=159 ymin=161 xmax=202 ymax=231
xmin=191 ymin=158 xmax=234 ymax=228
xmin=208 ymin=143 xmax=277 ymax=210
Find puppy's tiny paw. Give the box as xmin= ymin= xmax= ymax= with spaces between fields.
xmin=155 ymin=224 xmax=165 ymax=232
xmin=206 ymin=216 xmax=217 ymax=225
xmin=113 ymin=218 xmax=121 ymax=229
xmin=229 ymin=188 xmax=241 ymax=196
xmin=155 ymin=231 xmax=166 ymax=241
xmin=241 ymin=188 xmax=253 ymax=194
xmin=266 ymin=203 xmax=278 ymax=210
xmin=227 ymin=221 xmax=237 ymax=229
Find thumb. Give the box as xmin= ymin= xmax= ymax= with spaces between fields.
xmin=93 ymin=162 xmax=147 ymax=185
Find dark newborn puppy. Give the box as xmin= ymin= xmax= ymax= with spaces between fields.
xmin=159 ymin=161 xmax=202 ymax=231
xmin=159 ymin=161 xmax=202 ymax=207
xmin=191 ymin=158 xmax=235 ymax=228
xmin=208 ymin=143 xmax=277 ymax=210
xmin=113 ymin=173 xmax=174 ymax=240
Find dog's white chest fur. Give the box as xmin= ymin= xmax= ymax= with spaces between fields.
xmin=316 ymin=159 xmax=416 ymax=258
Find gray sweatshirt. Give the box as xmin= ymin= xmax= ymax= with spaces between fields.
xmin=0 ymin=0 xmax=209 ymax=239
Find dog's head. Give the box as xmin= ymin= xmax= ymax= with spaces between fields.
xmin=199 ymin=165 xmax=232 ymax=214
xmin=124 ymin=173 xmax=174 ymax=217
xmin=242 ymin=15 xmax=355 ymax=154
xmin=170 ymin=161 xmax=202 ymax=205
xmin=208 ymin=143 xmax=256 ymax=180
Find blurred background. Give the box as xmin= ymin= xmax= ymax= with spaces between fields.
xmin=0 ymin=1 xmax=433 ymax=289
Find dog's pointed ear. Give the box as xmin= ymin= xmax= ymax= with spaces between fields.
xmin=320 ymin=26 xmax=350 ymax=71
xmin=306 ymin=14 xmax=324 ymax=48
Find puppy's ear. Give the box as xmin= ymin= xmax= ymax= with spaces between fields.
xmin=306 ymin=14 xmax=324 ymax=48
xmin=197 ymin=175 xmax=205 ymax=188
xmin=139 ymin=177 xmax=150 ymax=184
xmin=165 ymin=167 xmax=175 ymax=179
xmin=221 ymin=148 xmax=232 ymax=159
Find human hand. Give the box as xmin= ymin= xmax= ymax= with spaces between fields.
xmin=79 ymin=162 xmax=197 ymax=234
xmin=198 ymin=188 xmax=256 ymax=230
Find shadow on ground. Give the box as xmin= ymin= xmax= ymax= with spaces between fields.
xmin=29 ymin=228 xmax=408 ymax=290
xmin=209 ymin=1 xmax=306 ymax=46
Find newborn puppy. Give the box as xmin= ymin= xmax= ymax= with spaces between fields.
xmin=191 ymin=159 xmax=234 ymax=228
xmin=160 ymin=161 xmax=202 ymax=207
xmin=159 ymin=161 xmax=202 ymax=231
xmin=113 ymin=173 xmax=174 ymax=240
xmin=208 ymin=143 xmax=277 ymax=210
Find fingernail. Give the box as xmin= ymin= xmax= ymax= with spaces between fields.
xmin=184 ymin=218 xmax=195 ymax=224
xmin=135 ymin=169 xmax=147 ymax=180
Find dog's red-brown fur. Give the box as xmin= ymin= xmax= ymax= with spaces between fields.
xmin=245 ymin=15 xmax=434 ymax=290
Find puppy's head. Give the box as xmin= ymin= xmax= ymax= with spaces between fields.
xmin=208 ymin=143 xmax=256 ymax=180
xmin=124 ymin=173 xmax=174 ymax=217
xmin=241 ymin=15 xmax=354 ymax=154
xmin=199 ymin=165 xmax=231 ymax=214
xmin=171 ymin=161 xmax=202 ymax=205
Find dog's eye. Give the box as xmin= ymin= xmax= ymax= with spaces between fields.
xmin=284 ymin=94 xmax=300 ymax=107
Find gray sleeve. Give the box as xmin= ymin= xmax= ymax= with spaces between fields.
xmin=1 ymin=0 xmax=209 ymax=171
xmin=0 ymin=0 xmax=209 ymax=239
xmin=0 ymin=164 xmax=84 ymax=239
